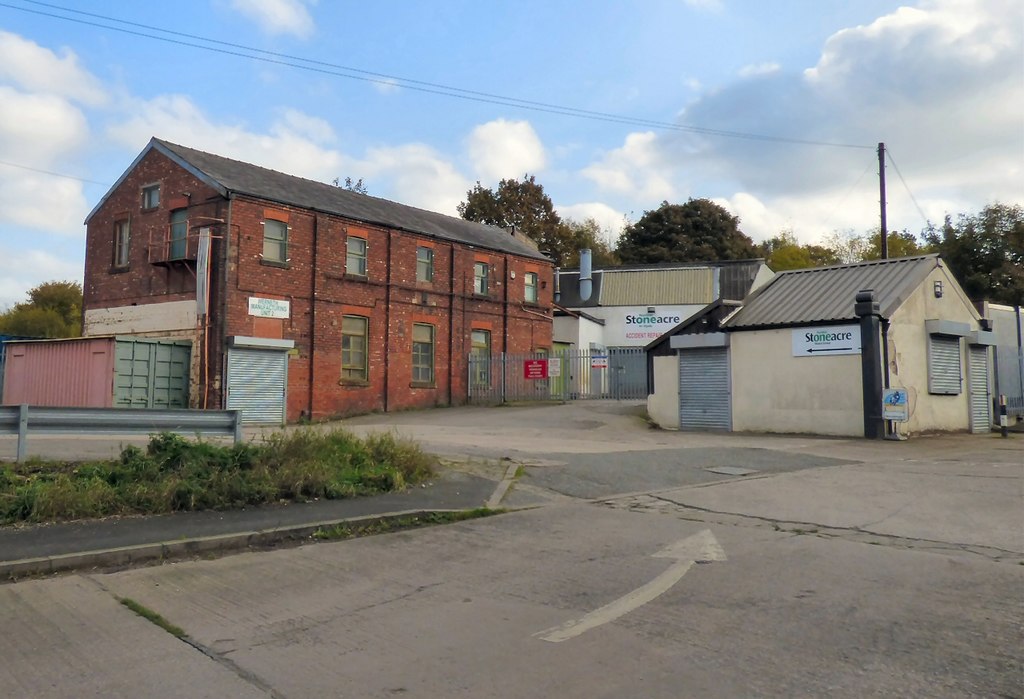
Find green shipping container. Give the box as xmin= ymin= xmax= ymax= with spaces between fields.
xmin=113 ymin=337 xmax=191 ymax=409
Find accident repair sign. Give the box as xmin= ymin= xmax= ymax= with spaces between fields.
xmin=792 ymin=324 xmax=862 ymax=357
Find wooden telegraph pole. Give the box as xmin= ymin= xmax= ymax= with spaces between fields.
xmin=878 ymin=142 xmax=888 ymax=259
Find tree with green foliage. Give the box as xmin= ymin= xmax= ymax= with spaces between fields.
xmin=0 ymin=280 xmax=82 ymax=338
xmin=924 ymin=202 xmax=1024 ymax=305
xmin=562 ymin=218 xmax=620 ymax=268
xmin=616 ymin=199 xmax=757 ymax=264
xmin=458 ymin=175 xmax=584 ymax=266
xmin=759 ymin=231 xmax=839 ymax=271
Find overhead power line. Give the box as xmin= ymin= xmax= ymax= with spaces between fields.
xmin=3 ymin=0 xmax=874 ymax=150
xmin=0 ymin=159 xmax=107 ymax=185
xmin=885 ymin=149 xmax=930 ymax=226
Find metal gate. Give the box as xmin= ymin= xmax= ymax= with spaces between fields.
xmin=468 ymin=348 xmax=649 ymax=404
xmin=679 ymin=347 xmax=731 ymax=430
xmin=113 ymin=338 xmax=190 ymax=409
xmin=226 ymin=348 xmax=288 ymax=424
xmin=967 ymin=345 xmax=990 ymax=434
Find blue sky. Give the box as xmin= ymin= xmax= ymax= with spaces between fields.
xmin=1 ymin=0 xmax=1021 ymax=309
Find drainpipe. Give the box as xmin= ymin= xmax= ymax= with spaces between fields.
xmin=855 ymin=289 xmax=885 ymax=439
xmin=220 ymin=196 xmax=233 ymax=409
xmin=308 ymin=214 xmax=319 ymax=420
xmin=383 ymin=230 xmax=392 ymax=412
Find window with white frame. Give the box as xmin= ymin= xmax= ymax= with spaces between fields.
xmin=412 ymin=323 xmax=435 ymax=384
xmin=347 ymin=237 xmax=367 ymax=276
xmin=141 ymin=184 xmax=160 ymax=210
xmin=416 ymin=247 xmax=434 ymax=282
xmin=524 ymin=271 xmax=538 ymax=303
xmin=263 ymin=219 xmax=288 ymax=263
xmin=113 ymin=220 xmax=130 ymax=268
xmin=474 ymin=262 xmax=488 ymax=294
xmin=342 ymin=315 xmax=369 ymax=381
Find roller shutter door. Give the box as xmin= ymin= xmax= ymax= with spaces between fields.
xmin=226 ymin=348 xmax=287 ymax=424
xmin=927 ymin=335 xmax=961 ymax=395
xmin=967 ymin=345 xmax=990 ymax=434
xmin=679 ymin=347 xmax=730 ymax=430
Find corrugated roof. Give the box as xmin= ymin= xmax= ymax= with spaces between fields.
xmin=600 ymin=268 xmax=715 ymax=305
xmin=724 ymin=255 xmax=941 ymax=329
xmin=87 ymin=139 xmax=548 ymax=261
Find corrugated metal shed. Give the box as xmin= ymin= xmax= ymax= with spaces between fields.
xmin=600 ymin=268 xmax=715 ymax=305
xmin=724 ymin=255 xmax=940 ymax=330
xmin=86 ymin=139 xmax=547 ymax=262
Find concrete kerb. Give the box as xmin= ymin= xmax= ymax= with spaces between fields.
xmin=0 ymin=509 xmax=470 ymax=582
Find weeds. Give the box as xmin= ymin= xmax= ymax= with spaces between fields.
xmin=312 ymin=508 xmax=503 ymax=541
xmin=119 ymin=598 xmax=186 ymax=638
xmin=0 ymin=429 xmax=436 ymax=525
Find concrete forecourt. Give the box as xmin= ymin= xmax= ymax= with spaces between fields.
xmin=0 ymin=402 xmax=1020 ymax=698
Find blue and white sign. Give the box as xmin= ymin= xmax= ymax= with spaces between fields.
xmin=792 ymin=324 xmax=861 ymax=357
xmin=882 ymin=388 xmax=910 ymax=421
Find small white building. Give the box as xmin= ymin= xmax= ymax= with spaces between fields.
xmin=649 ymin=255 xmax=995 ymax=436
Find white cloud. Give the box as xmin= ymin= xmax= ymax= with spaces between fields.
xmin=557 ymin=202 xmax=628 ymax=244
xmin=373 ymin=78 xmax=401 ymax=95
xmin=356 ymin=144 xmax=472 ymax=216
xmin=0 ymin=31 xmax=106 ymax=106
xmin=229 ymin=0 xmax=316 ymax=38
xmin=466 ymin=119 xmax=547 ymax=183
xmin=0 ymin=87 xmax=90 ymax=164
xmin=107 ymin=95 xmax=345 ymax=182
xmin=581 ymin=131 xmax=676 ymax=202
xmin=0 ymin=247 xmax=83 ymax=311
xmin=669 ymin=0 xmax=1023 ymax=234
xmin=739 ymin=62 xmax=780 ymax=77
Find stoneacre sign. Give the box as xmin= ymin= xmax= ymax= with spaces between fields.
xmin=791 ymin=324 xmax=862 ymax=357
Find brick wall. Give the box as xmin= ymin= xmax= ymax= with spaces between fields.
xmin=84 ymin=154 xmax=553 ymax=422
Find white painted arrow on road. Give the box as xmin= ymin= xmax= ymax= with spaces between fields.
xmin=534 ymin=529 xmax=727 ymax=643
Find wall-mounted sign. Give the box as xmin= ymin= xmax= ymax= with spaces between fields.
xmin=524 ymin=359 xmax=548 ymax=380
xmin=591 ymin=354 xmax=609 ymax=369
xmin=547 ymin=357 xmax=561 ymax=378
xmin=248 ymin=297 xmax=290 ymax=319
xmin=792 ymin=324 xmax=861 ymax=357
xmin=882 ymin=388 xmax=909 ymax=421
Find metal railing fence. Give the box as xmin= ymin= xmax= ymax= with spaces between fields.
xmin=468 ymin=348 xmax=649 ymax=404
xmin=0 ymin=405 xmax=243 ymax=463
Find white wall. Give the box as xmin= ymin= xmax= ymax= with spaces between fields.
xmin=84 ymin=300 xmax=198 ymax=336
xmin=731 ymin=327 xmax=864 ymax=436
xmin=580 ymin=305 xmax=705 ymax=346
xmin=648 ymin=355 xmax=680 ymax=429
xmin=887 ymin=265 xmax=982 ymax=433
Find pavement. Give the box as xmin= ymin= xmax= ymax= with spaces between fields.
xmin=0 ymin=469 xmax=506 ymax=580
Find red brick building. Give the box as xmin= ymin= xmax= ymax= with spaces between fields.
xmin=83 ymin=138 xmax=553 ymax=423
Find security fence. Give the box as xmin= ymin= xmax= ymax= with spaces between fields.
xmin=468 ymin=348 xmax=649 ymax=404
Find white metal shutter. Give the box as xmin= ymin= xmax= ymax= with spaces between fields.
xmin=967 ymin=345 xmax=990 ymax=434
xmin=928 ymin=335 xmax=961 ymax=395
xmin=679 ymin=347 xmax=730 ymax=430
xmin=227 ymin=348 xmax=287 ymax=424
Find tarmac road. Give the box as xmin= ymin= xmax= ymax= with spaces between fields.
xmin=0 ymin=401 xmax=1021 ymax=698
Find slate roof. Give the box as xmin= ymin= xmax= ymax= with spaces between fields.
xmin=723 ymin=254 xmax=942 ymax=330
xmin=87 ymin=138 xmax=548 ymax=261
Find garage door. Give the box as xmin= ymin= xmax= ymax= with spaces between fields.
xmin=967 ymin=345 xmax=990 ymax=434
xmin=226 ymin=348 xmax=287 ymax=424
xmin=679 ymin=347 xmax=730 ymax=430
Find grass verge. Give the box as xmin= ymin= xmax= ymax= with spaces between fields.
xmin=312 ymin=507 xmax=503 ymax=541
xmin=119 ymin=597 xmax=186 ymax=638
xmin=0 ymin=429 xmax=436 ymax=525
